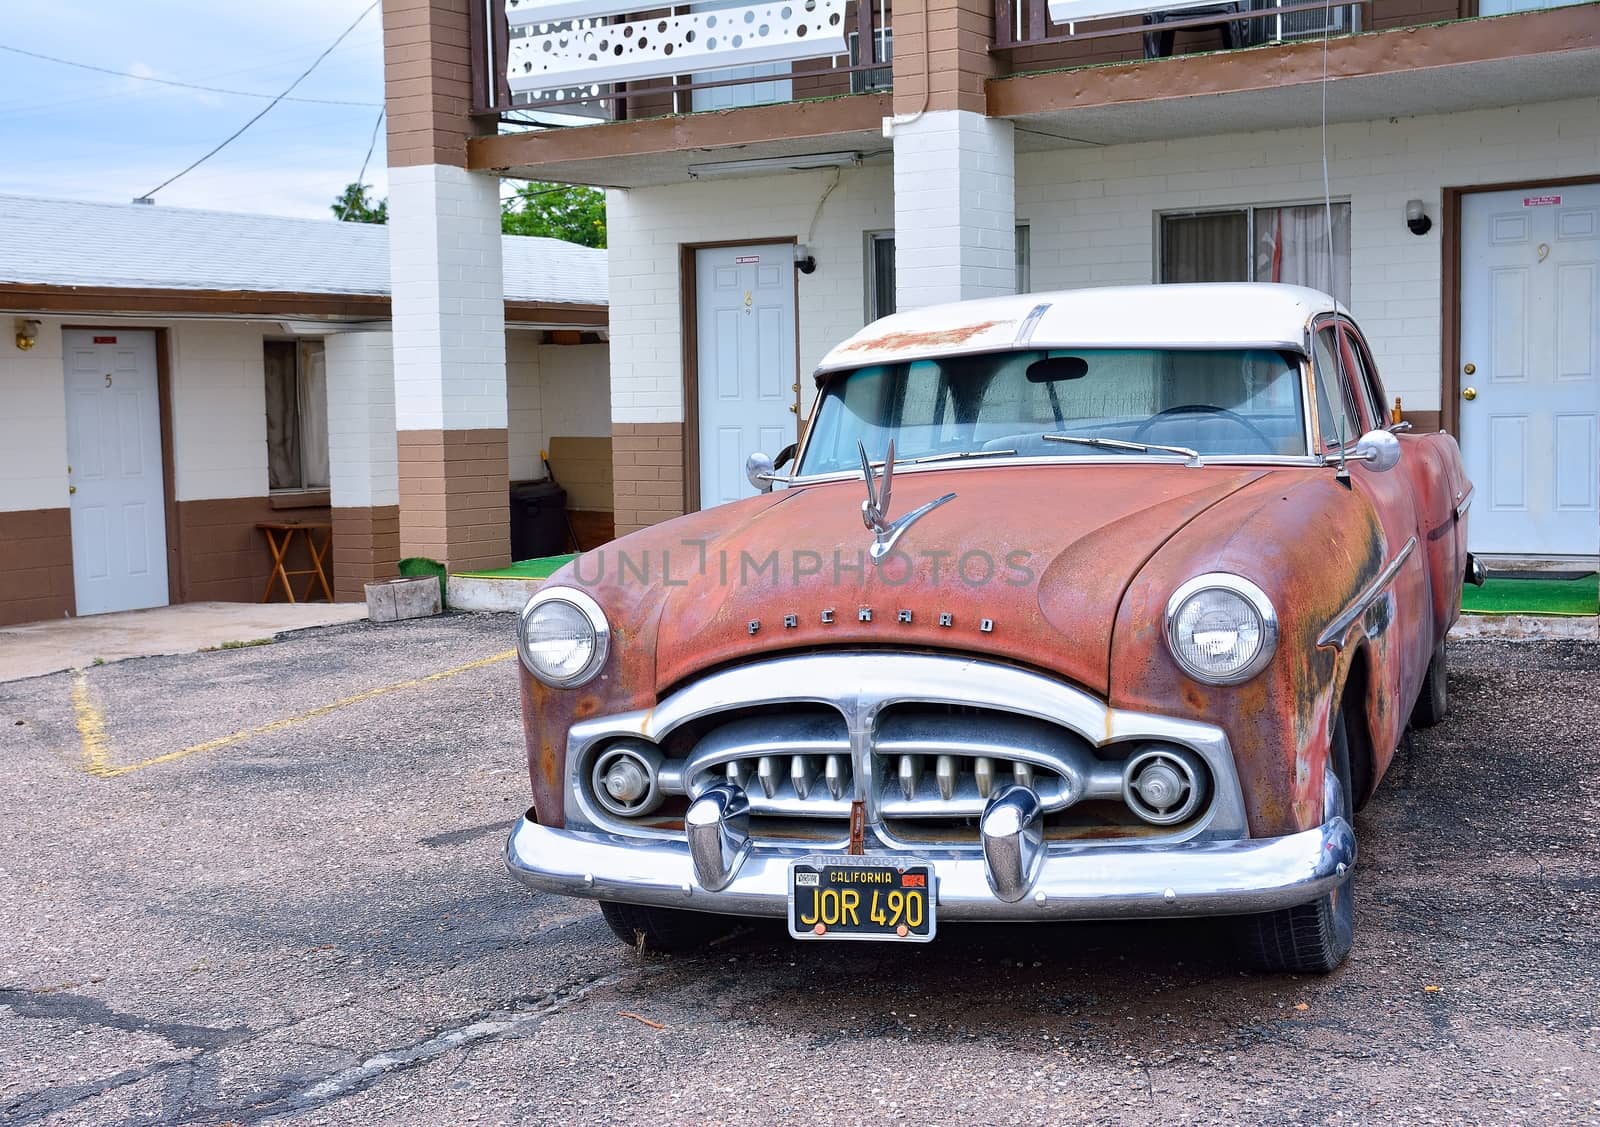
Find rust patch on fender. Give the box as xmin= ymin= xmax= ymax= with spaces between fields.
xmin=839 ymin=321 xmax=1009 ymax=354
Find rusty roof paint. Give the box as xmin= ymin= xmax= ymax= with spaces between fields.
xmin=838 ymin=320 xmax=1012 ymax=354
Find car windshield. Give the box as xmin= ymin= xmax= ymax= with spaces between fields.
xmin=797 ymin=348 xmax=1309 ymax=475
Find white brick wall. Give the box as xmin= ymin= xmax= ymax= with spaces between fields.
xmin=169 ymin=321 xmax=271 ymax=501
xmin=893 ymin=110 xmax=1017 ymax=310
xmin=325 ymin=330 xmax=398 ymax=508
xmin=507 ymin=337 xmax=611 ymax=480
xmin=0 ymin=319 xmax=67 ymax=513
xmin=1018 ymin=97 xmax=1600 ymax=410
xmin=388 ymin=163 xmax=508 ymax=432
xmin=605 ymin=163 xmax=895 ymax=424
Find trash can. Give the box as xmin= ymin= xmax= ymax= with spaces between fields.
xmin=509 ymin=479 xmax=569 ymax=561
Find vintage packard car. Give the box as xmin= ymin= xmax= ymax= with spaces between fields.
xmin=506 ymin=284 xmax=1477 ymax=973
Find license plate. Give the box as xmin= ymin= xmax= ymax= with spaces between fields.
xmin=787 ymin=855 xmax=936 ymax=942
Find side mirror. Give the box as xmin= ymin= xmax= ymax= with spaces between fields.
xmin=1353 ymin=429 xmax=1402 ymax=473
xmin=745 ymin=451 xmax=776 ymax=493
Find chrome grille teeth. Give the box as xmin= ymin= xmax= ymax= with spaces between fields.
xmin=790 ymin=755 xmax=817 ymax=800
xmin=898 ymin=754 xmax=923 ymax=801
xmin=756 ymin=756 xmax=780 ymax=799
xmin=935 ymin=755 xmax=958 ymax=801
xmin=725 ymin=760 xmax=750 ymax=789
xmin=974 ymin=756 xmax=996 ymax=798
xmin=1013 ymin=762 xmax=1035 ymax=790
xmin=825 ymin=754 xmax=848 ymax=800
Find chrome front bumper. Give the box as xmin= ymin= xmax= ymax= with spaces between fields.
xmin=504 ymin=810 xmax=1356 ymax=922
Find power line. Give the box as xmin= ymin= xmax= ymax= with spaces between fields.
xmin=0 ymin=43 xmax=381 ymax=108
xmin=135 ymin=1 xmax=380 ymax=203
xmin=356 ymin=106 xmax=385 ymax=187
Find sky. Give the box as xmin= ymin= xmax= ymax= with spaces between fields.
xmin=0 ymin=0 xmax=387 ymax=219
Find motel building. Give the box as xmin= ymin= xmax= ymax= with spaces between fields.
xmin=383 ymin=0 xmax=1596 ymax=566
xmin=0 ymin=196 xmax=609 ymax=626
xmin=2 ymin=0 xmax=1595 ymax=630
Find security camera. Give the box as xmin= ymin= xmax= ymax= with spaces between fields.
xmin=794 ymin=243 xmax=817 ymax=274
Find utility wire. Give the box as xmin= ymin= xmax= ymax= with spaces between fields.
xmin=0 ymin=43 xmax=381 ymax=108
xmin=356 ymin=106 xmax=385 ymax=186
xmin=135 ymin=0 xmax=380 ymax=202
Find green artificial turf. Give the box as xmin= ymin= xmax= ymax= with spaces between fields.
xmin=453 ymin=553 xmax=578 ymax=581
xmin=1460 ymin=573 xmax=1598 ymax=618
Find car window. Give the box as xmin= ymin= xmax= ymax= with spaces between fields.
xmin=1342 ymin=327 xmax=1387 ymax=429
xmin=1311 ymin=326 xmax=1361 ymax=450
xmin=798 ymin=347 xmax=1309 ymax=474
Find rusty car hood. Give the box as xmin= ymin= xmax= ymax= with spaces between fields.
xmin=568 ymin=464 xmax=1269 ymax=697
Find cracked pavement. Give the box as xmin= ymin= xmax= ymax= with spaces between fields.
xmin=2 ymin=615 xmax=1597 ymax=1125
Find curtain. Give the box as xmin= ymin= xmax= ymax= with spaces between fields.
xmin=1256 ymin=203 xmax=1351 ymax=305
xmin=1160 ymin=212 xmax=1249 ymax=284
xmin=264 ymin=341 xmax=301 ymax=490
xmin=871 ymin=235 xmax=896 ymax=320
xmin=297 ymin=341 xmax=330 ymax=489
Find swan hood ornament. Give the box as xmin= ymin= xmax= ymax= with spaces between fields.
xmin=858 ymin=439 xmax=957 ymax=563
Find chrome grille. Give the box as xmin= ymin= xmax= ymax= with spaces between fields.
xmin=565 ymin=651 xmax=1243 ymax=846
xmin=682 ymin=710 xmax=854 ymax=818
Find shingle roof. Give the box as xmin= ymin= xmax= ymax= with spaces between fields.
xmin=0 ymin=194 xmax=606 ymax=307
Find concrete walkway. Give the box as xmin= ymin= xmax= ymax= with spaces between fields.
xmin=0 ymin=602 xmax=368 ymax=682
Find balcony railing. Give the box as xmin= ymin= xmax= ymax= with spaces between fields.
xmin=470 ymin=0 xmax=891 ymax=125
xmin=993 ymin=0 xmax=1368 ymax=68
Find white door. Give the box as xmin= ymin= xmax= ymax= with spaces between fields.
xmin=64 ymin=330 xmax=170 ymax=615
xmin=695 ymin=244 xmax=798 ymax=508
xmin=1459 ymin=183 xmax=1600 ymax=557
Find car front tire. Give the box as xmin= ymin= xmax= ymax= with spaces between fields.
xmin=1237 ymin=704 xmax=1357 ymax=974
xmin=598 ymin=901 xmax=737 ymax=953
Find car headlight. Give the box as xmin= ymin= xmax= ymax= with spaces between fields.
xmin=517 ymin=586 xmax=609 ymax=688
xmin=1164 ymin=574 xmax=1278 ymax=685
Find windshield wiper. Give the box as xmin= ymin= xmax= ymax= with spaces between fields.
xmin=906 ymin=448 xmax=1017 ymax=465
xmin=1043 ymin=434 xmax=1202 ymax=466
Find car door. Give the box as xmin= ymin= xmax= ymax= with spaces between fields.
xmin=1344 ymin=327 xmax=1466 ymax=641
xmin=1313 ymin=318 xmax=1429 ymax=759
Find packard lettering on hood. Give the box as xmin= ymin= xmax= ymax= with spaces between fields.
xmin=503 ymin=284 xmax=1476 ymax=977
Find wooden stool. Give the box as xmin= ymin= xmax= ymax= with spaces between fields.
xmin=256 ymin=521 xmax=333 ymax=603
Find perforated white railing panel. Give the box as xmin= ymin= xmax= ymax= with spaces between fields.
xmin=504 ymin=0 xmax=847 ymax=94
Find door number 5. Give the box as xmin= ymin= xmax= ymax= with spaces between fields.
xmin=104 ymin=373 xmax=113 ymax=387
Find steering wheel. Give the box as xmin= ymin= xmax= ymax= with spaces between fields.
xmin=1134 ymin=404 xmax=1276 ymax=455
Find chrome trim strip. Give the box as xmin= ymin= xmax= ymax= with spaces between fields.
xmin=1455 ymin=485 xmax=1475 ymax=519
xmin=562 ymin=652 xmax=1250 ymax=848
xmin=505 ymin=811 xmax=1357 ymax=921
xmin=1317 ymin=536 xmax=1418 ymax=651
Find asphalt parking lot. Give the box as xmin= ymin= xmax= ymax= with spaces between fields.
xmin=2 ymin=616 xmax=1597 ymax=1126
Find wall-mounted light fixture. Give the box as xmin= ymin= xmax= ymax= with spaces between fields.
xmin=1405 ymin=199 xmax=1432 ymax=236
xmin=14 ymin=318 xmax=40 ymax=351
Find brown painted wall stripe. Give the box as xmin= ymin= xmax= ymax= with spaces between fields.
xmin=178 ymin=497 xmax=336 ymax=605
xmin=383 ymin=0 xmax=483 ymax=168
xmin=397 ymin=429 xmax=512 ymax=572
xmin=612 ymin=423 xmax=687 ymax=538
xmin=0 ymin=508 xmax=74 ymax=626
xmin=332 ymin=504 xmax=402 ymax=602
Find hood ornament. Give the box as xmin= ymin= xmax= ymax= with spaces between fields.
xmin=858 ymin=440 xmax=956 ymax=563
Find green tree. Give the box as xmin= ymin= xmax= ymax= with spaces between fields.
xmin=501 ymin=181 xmax=606 ymax=248
xmin=331 ymin=182 xmax=388 ymax=224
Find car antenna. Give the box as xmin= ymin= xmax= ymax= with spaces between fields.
xmin=1318 ymin=0 xmax=1353 ymax=491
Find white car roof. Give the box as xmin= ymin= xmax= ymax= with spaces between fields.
xmin=815 ymin=283 xmax=1347 ymax=377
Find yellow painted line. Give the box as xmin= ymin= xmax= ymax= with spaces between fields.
xmin=72 ymin=649 xmax=517 ymax=779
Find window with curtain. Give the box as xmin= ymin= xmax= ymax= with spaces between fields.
xmin=1160 ymin=203 xmax=1351 ymax=305
xmin=264 ymin=339 xmax=329 ymax=492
